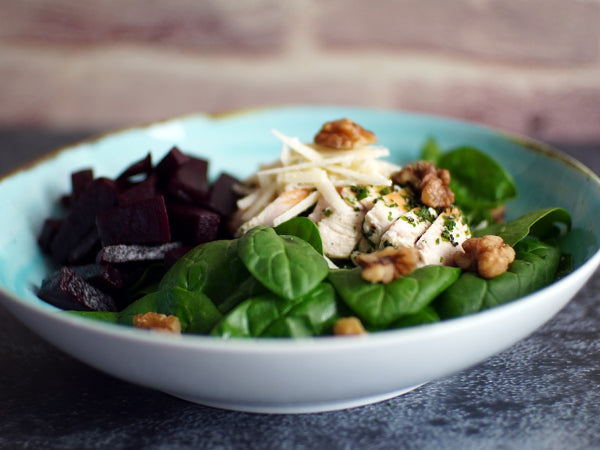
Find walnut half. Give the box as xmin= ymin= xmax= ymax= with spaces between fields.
xmin=333 ymin=317 xmax=367 ymax=336
xmin=133 ymin=312 xmax=182 ymax=333
xmin=392 ymin=161 xmax=455 ymax=208
xmin=356 ymin=246 xmax=421 ymax=283
xmin=454 ymin=235 xmax=516 ymax=279
xmin=314 ymin=118 xmax=377 ymax=150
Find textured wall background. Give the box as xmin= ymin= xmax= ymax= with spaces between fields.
xmin=0 ymin=0 xmax=599 ymax=142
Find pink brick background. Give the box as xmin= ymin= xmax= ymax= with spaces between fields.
xmin=0 ymin=0 xmax=599 ymax=142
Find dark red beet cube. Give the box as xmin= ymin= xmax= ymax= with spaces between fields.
xmin=99 ymin=242 xmax=182 ymax=264
xmin=72 ymin=263 xmax=125 ymax=292
xmin=118 ymin=173 xmax=158 ymax=205
xmin=38 ymin=218 xmax=63 ymax=253
xmin=167 ymin=157 xmax=209 ymax=204
xmin=168 ymin=204 xmax=220 ymax=245
xmin=96 ymin=195 xmax=171 ymax=246
xmin=71 ymin=169 xmax=94 ymax=200
xmin=50 ymin=178 xmax=120 ymax=264
xmin=37 ymin=267 xmax=117 ymax=312
xmin=156 ymin=147 xmax=191 ymax=186
xmin=60 ymin=194 xmax=73 ymax=209
xmin=207 ymin=172 xmax=240 ymax=217
xmin=117 ymin=153 xmax=153 ymax=183
xmin=67 ymin=228 xmax=100 ymax=265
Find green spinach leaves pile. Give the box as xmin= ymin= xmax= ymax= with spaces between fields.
xmin=71 ymin=141 xmax=572 ymax=337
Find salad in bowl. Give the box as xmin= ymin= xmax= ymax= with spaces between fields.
xmin=35 ymin=118 xmax=571 ymax=339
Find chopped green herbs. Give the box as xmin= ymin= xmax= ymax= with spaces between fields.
xmin=414 ymin=208 xmax=436 ymax=223
xmin=350 ymin=185 xmax=369 ymax=201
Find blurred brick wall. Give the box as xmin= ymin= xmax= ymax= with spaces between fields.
xmin=0 ymin=0 xmax=599 ymax=142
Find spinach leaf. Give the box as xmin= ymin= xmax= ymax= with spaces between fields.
xmin=163 ymin=287 xmax=223 ymax=333
xmin=210 ymin=282 xmax=338 ymax=338
xmin=262 ymin=283 xmax=338 ymax=337
xmin=328 ymin=265 xmax=461 ymax=328
xmin=434 ymin=238 xmax=561 ymax=319
xmin=160 ymin=239 xmax=264 ymax=313
xmin=368 ymin=305 xmax=441 ymax=331
xmin=237 ymin=226 xmax=329 ymax=300
xmin=118 ymin=290 xmax=164 ymax=324
xmin=438 ymin=146 xmax=517 ymax=211
xmin=555 ymin=253 xmax=573 ymax=281
xmin=390 ymin=305 xmax=440 ymax=328
xmin=117 ymin=288 xmax=223 ymax=333
xmin=68 ymin=310 xmax=119 ymax=323
xmin=275 ymin=217 xmax=324 ymax=255
xmin=420 ymin=137 xmax=443 ymax=164
xmin=475 ymin=207 xmax=571 ymax=247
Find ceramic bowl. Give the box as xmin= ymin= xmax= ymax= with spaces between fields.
xmin=1 ymin=106 xmax=599 ymax=414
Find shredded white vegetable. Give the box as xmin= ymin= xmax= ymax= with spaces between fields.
xmin=271 ymin=130 xmax=323 ymax=162
xmin=272 ymin=190 xmax=320 ymax=226
xmin=234 ymin=129 xmax=402 ymax=235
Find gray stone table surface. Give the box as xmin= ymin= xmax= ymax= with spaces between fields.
xmin=0 ymin=129 xmax=599 ymax=450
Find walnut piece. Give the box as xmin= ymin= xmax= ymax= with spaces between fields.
xmin=356 ymin=246 xmax=421 ymax=283
xmin=392 ymin=161 xmax=455 ymax=208
xmin=454 ymin=235 xmax=516 ymax=279
xmin=314 ymin=118 xmax=377 ymax=150
xmin=133 ymin=312 xmax=182 ymax=333
xmin=333 ymin=317 xmax=367 ymax=336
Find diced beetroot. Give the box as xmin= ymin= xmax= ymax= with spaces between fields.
xmin=96 ymin=195 xmax=171 ymax=246
xmin=50 ymin=178 xmax=120 ymax=264
xmin=67 ymin=228 xmax=101 ymax=265
xmin=99 ymin=242 xmax=182 ymax=264
xmin=117 ymin=153 xmax=153 ymax=183
xmin=207 ymin=172 xmax=240 ymax=217
xmin=60 ymin=194 xmax=73 ymax=209
xmin=72 ymin=263 xmax=125 ymax=292
xmin=155 ymin=147 xmax=191 ymax=186
xmin=71 ymin=169 xmax=94 ymax=200
xmin=37 ymin=267 xmax=117 ymax=312
xmin=168 ymin=204 xmax=220 ymax=245
xmin=38 ymin=218 xmax=63 ymax=253
xmin=167 ymin=157 xmax=210 ymax=204
xmin=118 ymin=173 xmax=158 ymax=205
xmin=36 ymin=145 xmax=245 ymax=313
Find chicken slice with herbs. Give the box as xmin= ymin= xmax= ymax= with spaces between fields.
xmin=379 ymin=206 xmax=439 ymax=250
xmin=415 ymin=207 xmax=471 ymax=266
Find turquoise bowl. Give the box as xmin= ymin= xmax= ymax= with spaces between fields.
xmin=1 ymin=106 xmax=599 ymax=413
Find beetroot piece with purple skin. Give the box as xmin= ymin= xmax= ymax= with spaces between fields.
xmin=168 ymin=203 xmax=221 ymax=246
xmin=118 ymin=173 xmax=158 ymax=206
xmin=37 ymin=266 xmax=118 ymax=312
xmin=207 ymin=173 xmax=240 ymax=217
xmin=155 ymin=147 xmax=191 ymax=186
xmin=99 ymin=242 xmax=183 ymax=264
xmin=50 ymin=177 xmax=120 ymax=264
xmin=96 ymin=195 xmax=171 ymax=246
xmin=167 ymin=157 xmax=210 ymax=204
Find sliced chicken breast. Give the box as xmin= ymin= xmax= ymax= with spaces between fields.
xmin=236 ymin=188 xmax=313 ymax=235
xmin=379 ymin=207 xmax=438 ymax=250
xmin=362 ymin=190 xmax=409 ymax=247
xmin=415 ymin=208 xmax=471 ymax=266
